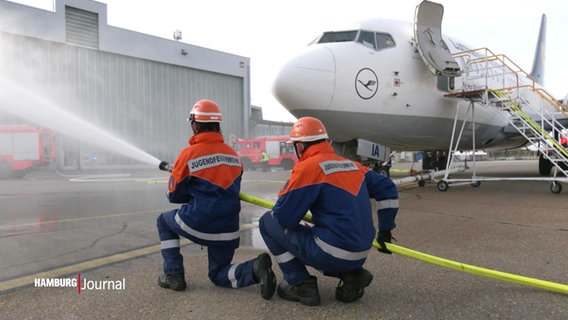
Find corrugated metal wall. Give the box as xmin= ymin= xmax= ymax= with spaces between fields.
xmin=0 ymin=32 xmax=245 ymax=167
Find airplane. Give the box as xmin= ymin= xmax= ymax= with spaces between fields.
xmin=271 ymin=0 xmax=568 ymax=178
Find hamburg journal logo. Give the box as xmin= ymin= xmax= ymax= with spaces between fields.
xmin=34 ymin=274 xmax=125 ymax=294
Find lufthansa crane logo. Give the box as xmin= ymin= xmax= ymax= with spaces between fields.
xmin=355 ymin=68 xmax=378 ymax=100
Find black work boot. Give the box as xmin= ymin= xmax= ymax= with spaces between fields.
xmin=158 ymin=274 xmax=186 ymax=291
xmin=277 ymin=275 xmax=321 ymax=306
xmin=252 ymin=253 xmax=277 ymax=300
xmin=335 ymin=268 xmax=373 ymax=303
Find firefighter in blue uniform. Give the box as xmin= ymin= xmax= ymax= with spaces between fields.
xmin=259 ymin=116 xmax=399 ymax=306
xmin=156 ymin=99 xmax=276 ymax=299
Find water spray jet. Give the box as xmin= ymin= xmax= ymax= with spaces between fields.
xmin=0 ymin=76 xmax=162 ymax=168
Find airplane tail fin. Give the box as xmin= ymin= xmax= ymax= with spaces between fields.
xmin=529 ymin=14 xmax=546 ymax=85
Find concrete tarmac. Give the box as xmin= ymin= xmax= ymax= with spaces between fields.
xmin=1 ymin=160 xmax=567 ymax=319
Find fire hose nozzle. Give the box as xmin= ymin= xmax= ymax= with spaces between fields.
xmin=159 ymin=160 xmax=173 ymax=172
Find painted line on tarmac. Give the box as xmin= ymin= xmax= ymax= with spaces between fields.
xmin=0 ymin=223 xmax=258 ymax=293
xmin=0 ymin=242 xmax=175 ymax=292
xmin=70 ymin=176 xmax=166 ymax=183
xmin=0 ymin=209 xmax=171 ymax=229
xmin=134 ymin=178 xmax=168 ymax=183
xmin=57 ymin=171 xmax=168 ymax=183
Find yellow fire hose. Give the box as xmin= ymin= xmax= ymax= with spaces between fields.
xmin=239 ymin=192 xmax=568 ymax=295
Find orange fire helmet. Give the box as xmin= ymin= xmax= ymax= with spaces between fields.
xmin=289 ymin=117 xmax=329 ymax=142
xmin=189 ymin=99 xmax=223 ymax=123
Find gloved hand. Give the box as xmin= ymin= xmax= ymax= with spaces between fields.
xmin=377 ymin=230 xmax=393 ymax=254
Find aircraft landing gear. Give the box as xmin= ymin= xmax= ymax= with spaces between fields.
xmin=550 ymin=181 xmax=562 ymax=194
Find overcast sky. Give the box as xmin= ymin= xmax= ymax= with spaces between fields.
xmin=13 ymin=0 xmax=568 ymax=122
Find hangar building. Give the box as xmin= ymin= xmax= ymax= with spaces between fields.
xmin=0 ymin=0 xmax=251 ymax=169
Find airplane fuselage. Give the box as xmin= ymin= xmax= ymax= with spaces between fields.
xmin=272 ymin=19 xmax=533 ymax=151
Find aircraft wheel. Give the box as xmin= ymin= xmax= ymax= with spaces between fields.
xmin=418 ymin=179 xmax=426 ymax=187
xmin=437 ymin=180 xmax=449 ymax=192
xmin=550 ymin=181 xmax=562 ymax=194
xmin=471 ymin=181 xmax=481 ymax=187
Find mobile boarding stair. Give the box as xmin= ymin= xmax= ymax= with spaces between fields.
xmin=439 ymin=48 xmax=568 ymax=193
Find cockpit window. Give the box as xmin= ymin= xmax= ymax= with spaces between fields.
xmin=316 ymin=29 xmax=395 ymax=51
xmin=358 ymin=31 xmax=376 ymax=49
xmin=358 ymin=31 xmax=395 ymax=50
xmin=375 ymin=32 xmax=395 ymax=49
xmin=317 ymin=31 xmax=358 ymax=43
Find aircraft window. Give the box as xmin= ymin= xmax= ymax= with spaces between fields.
xmin=317 ymin=31 xmax=358 ymax=43
xmin=375 ymin=33 xmax=395 ymax=50
xmin=358 ymin=31 xmax=376 ymax=49
xmin=316 ymin=30 xmax=395 ymax=51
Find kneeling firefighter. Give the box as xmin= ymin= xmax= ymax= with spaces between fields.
xmin=156 ymin=99 xmax=276 ymax=299
xmin=258 ymin=116 xmax=399 ymax=306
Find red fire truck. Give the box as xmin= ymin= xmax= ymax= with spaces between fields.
xmin=0 ymin=125 xmax=55 ymax=178
xmin=233 ymin=136 xmax=298 ymax=170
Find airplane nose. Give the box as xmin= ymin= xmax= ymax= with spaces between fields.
xmin=272 ymin=45 xmax=335 ymax=113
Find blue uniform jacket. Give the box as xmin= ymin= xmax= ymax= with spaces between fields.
xmin=168 ymin=132 xmax=243 ymax=248
xmin=272 ymin=142 xmax=398 ymax=253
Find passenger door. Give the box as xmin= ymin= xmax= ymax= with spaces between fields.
xmin=413 ymin=0 xmax=461 ymax=77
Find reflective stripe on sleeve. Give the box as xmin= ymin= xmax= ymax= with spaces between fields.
xmin=160 ymin=239 xmax=180 ymax=250
xmin=314 ymin=237 xmax=370 ymax=261
xmin=174 ymin=213 xmax=240 ymax=241
xmin=377 ymin=199 xmax=399 ymax=210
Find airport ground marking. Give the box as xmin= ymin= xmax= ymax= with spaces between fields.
xmin=0 ymin=223 xmax=258 ymax=293
xmin=0 ymin=209 xmax=171 ymax=229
